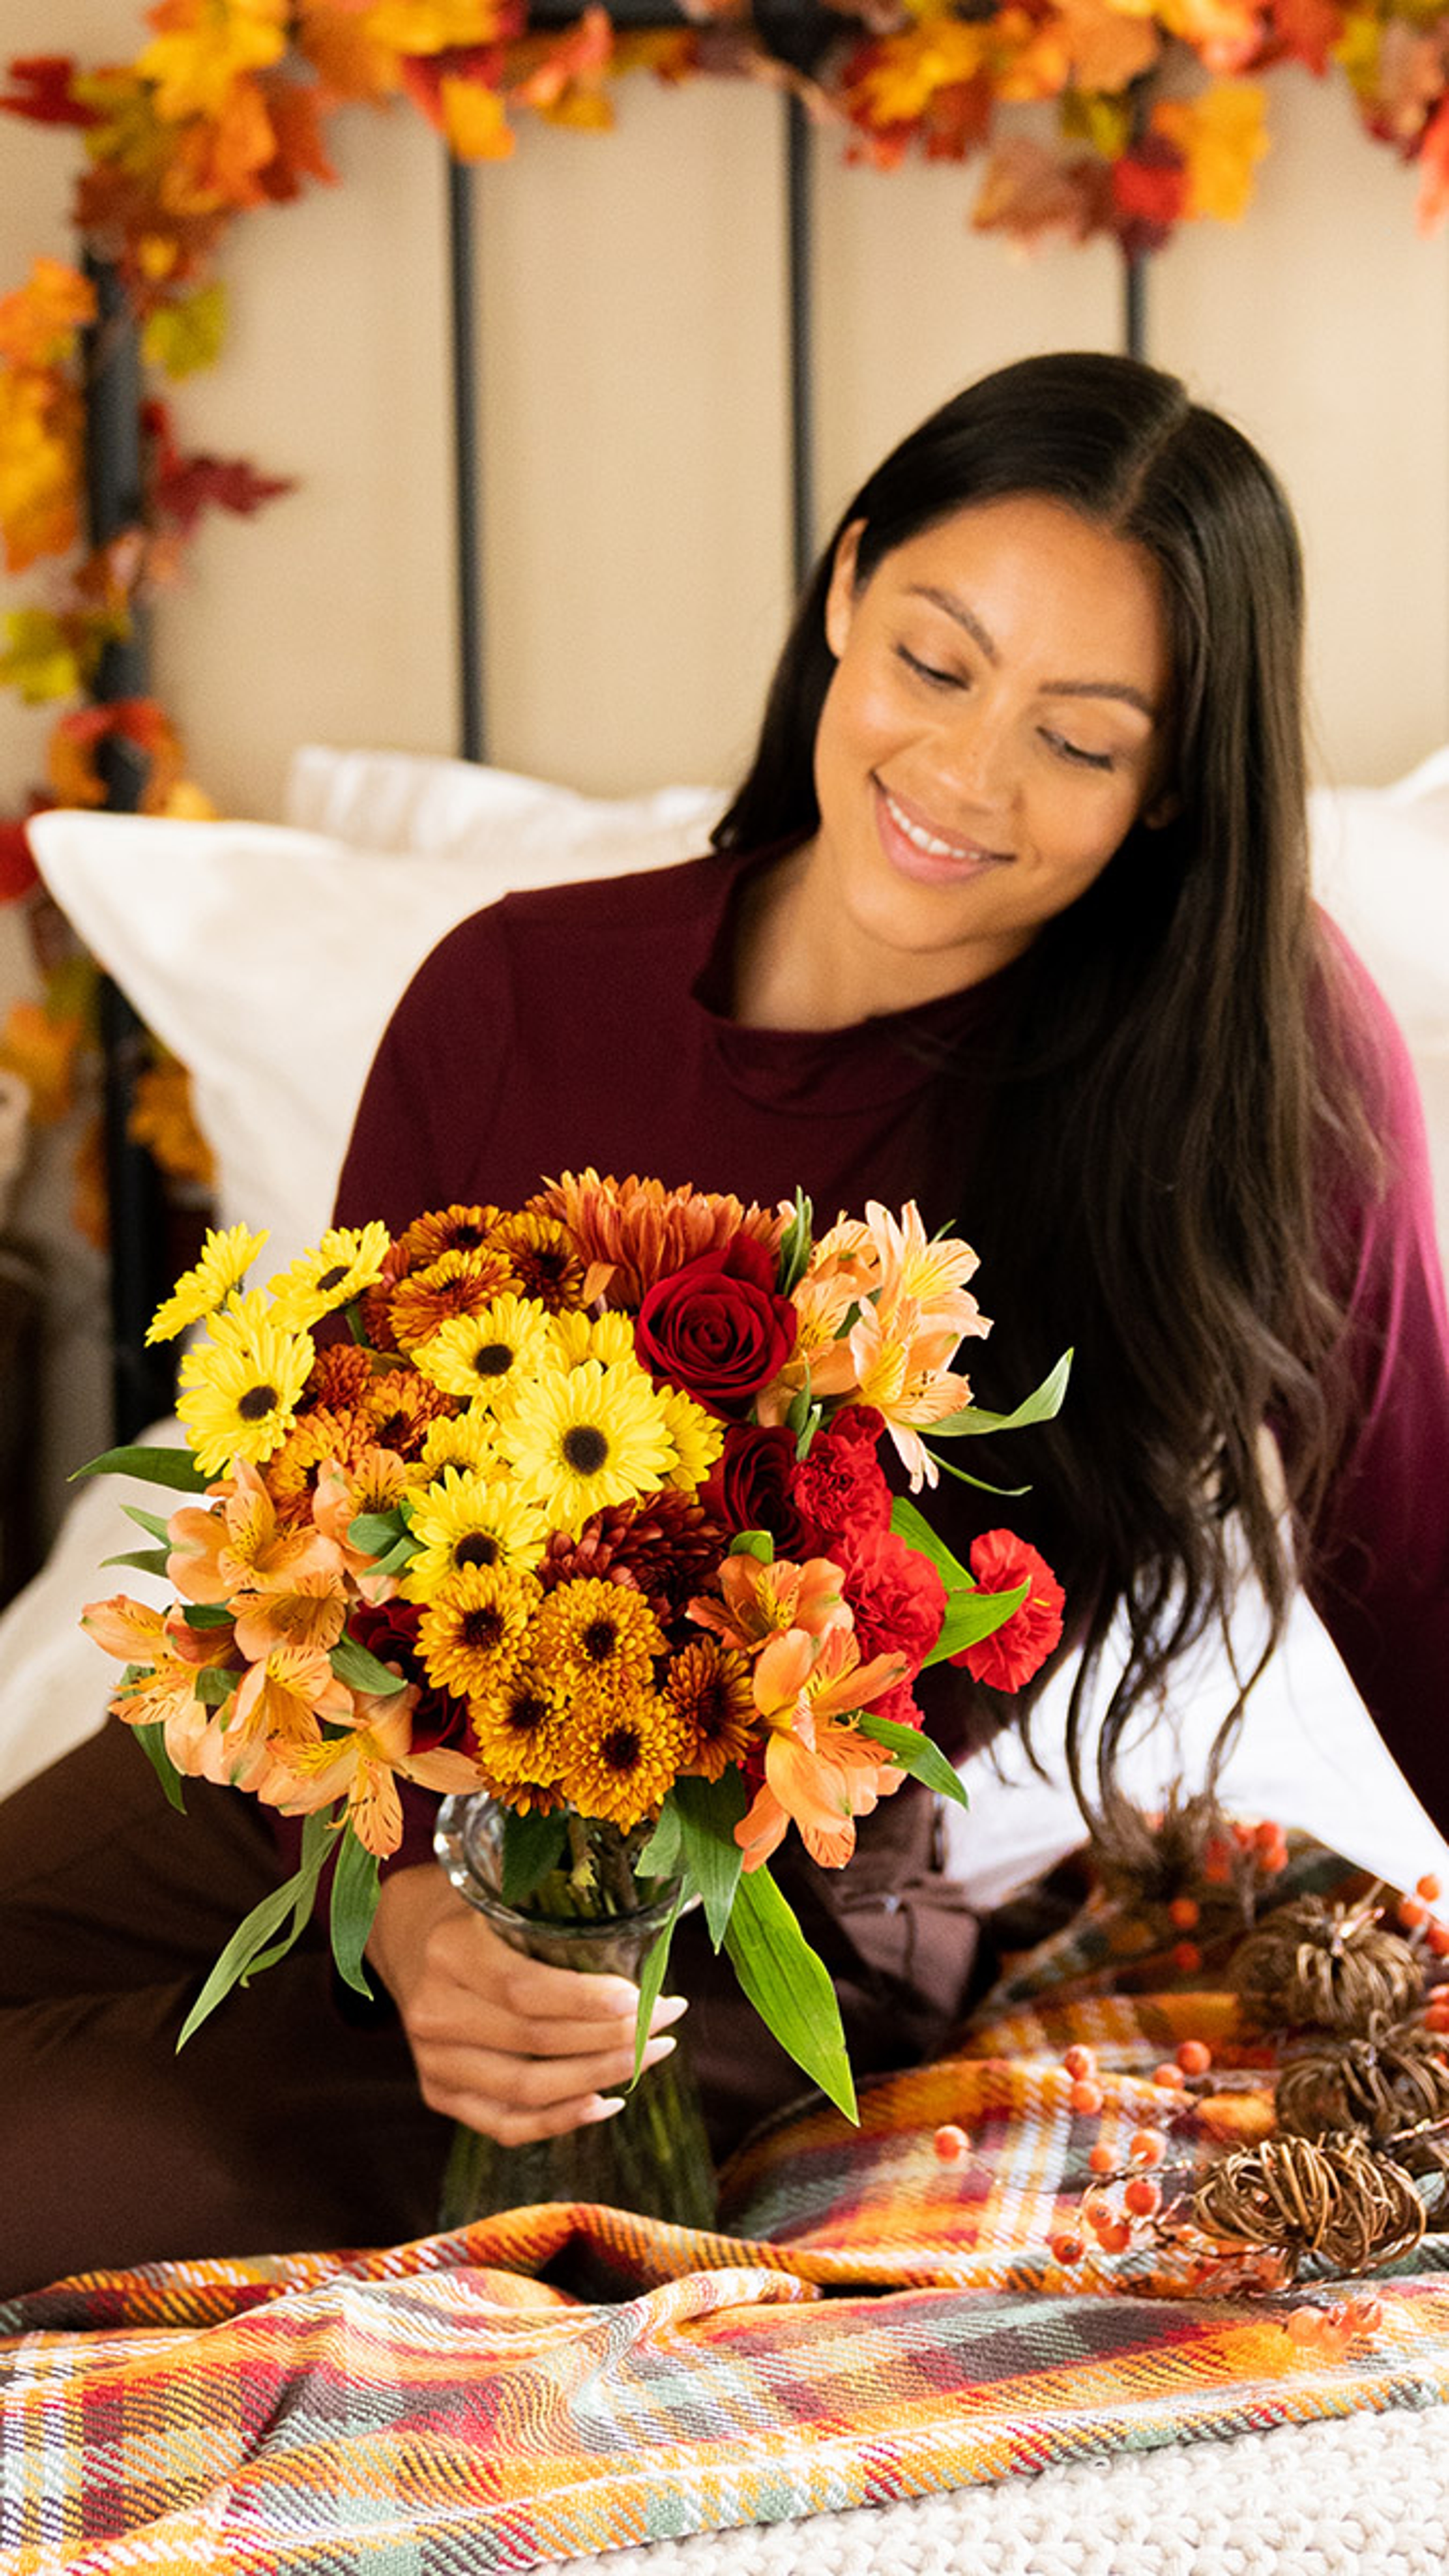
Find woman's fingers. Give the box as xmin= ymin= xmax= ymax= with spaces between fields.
xmin=418 ymin=2030 xmax=680 ymax=2138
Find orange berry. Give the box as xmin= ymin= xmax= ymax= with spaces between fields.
xmin=1202 ymin=1852 xmax=1232 ymax=1887
xmin=933 ymin=2124 xmax=970 ymax=2161
xmin=1253 ymin=1819 xmax=1283 ymax=1854
xmin=1398 ymin=1897 xmax=1427 ymax=1930
xmin=1417 ymin=1876 xmax=1442 ymax=1904
xmin=1051 ymin=2232 xmax=1086 ymax=2266
xmin=1232 ymin=1820 xmax=1258 ymax=1850
xmin=1424 ymin=1999 xmax=1449 ymax=2032
xmin=1153 ymin=2062 xmax=1187 ymax=2090
xmin=1348 ymin=2296 xmax=1384 ymax=2335
xmin=1258 ymin=1842 xmax=1289 ymax=1876
xmin=1129 ymin=2130 xmax=1164 ymax=2167
xmin=1123 ymin=2175 xmax=1161 ymax=2217
xmin=1285 ymin=2307 xmax=1324 ymax=2347
xmin=1168 ymin=1896 xmax=1200 ymax=1930
xmin=1069 ymin=2078 xmax=1105 ymax=2116
xmin=1173 ymin=1942 xmax=1203 ymax=1975
xmin=1095 ymin=2219 xmax=1132 ymax=2253
xmin=1427 ymin=1924 xmax=1449 ymax=1959
xmin=1175 ymin=2039 xmax=1213 ymax=2076
xmin=1062 ymin=2045 xmax=1097 ymax=2081
xmin=1088 ymin=2142 xmax=1116 ymax=2175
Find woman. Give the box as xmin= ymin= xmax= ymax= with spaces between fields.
xmin=1 ymin=350 xmax=1444 ymax=2286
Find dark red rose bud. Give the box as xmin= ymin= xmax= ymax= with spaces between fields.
xmin=635 ymin=1244 xmax=796 ymax=1414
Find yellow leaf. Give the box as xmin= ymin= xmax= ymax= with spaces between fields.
xmin=0 ymin=1000 xmax=83 ymax=1126
xmin=0 ymin=609 xmax=86 ymax=706
xmin=440 ymin=74 xmax=515 ymax=158
xmin=0 ymin=258 xmax=97 ymax=369
xmin=1152 ymin=82 xmax=1268 ymax=221
xmin=137 ymin=0 xmax=289 ymax=123
xmin=1049 ymin=0 xmax=1161 ymax=94
xmin=142 ymin=282 xmax=229 ymax=380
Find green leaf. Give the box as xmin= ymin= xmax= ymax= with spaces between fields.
xmin=247 ymin=1809 xmax=336 ymax=1976
xmin=181 ymin=1604 xmax=234 ymax=1629
xmin=631 ymin=1890 xmax=683 ymax=2081
xmin=636 ymin=1798 xmax=683 ymax=1882
xmin=793 ymin=1400 xmax=823 ymax=1463
xmin=192 ymin=1668 xmax=236 ymax=1706
xmin=728 ymin=1528 xmax=774 ymax=1564
xmin=71 ymin=1443 xmax=207 ymax=1494
xmin=889 ymin=1493 xmax=972 ymax=1589
xmin=329 ymin=1829 xmax=381 ymax=2000
xmin=723 ymin=1866 xmax=857 ymax=2122
xmin=123 ymin=1504 xmax=174 ymax=1544
xmin=776 ymin=1188 xmax=814 ymax=1297
xmin=920 ymin=1450 xmax=1029 ymax=1497
xmin=132 ymin=1720 xmax=186 ymax=1813
xmin=177 ymin=1836 xmax=331 ymax=2047
xmin=500 ymin=1806 xmax=568 ymax=1908
xmin=673 ymin=1771 xmax=745 ymax=1951
xmin=854 ymin=1710 xmax=969 ymax=1808
xmin=929 ymin=1348 xmax=1072 ymax=1441
xmin=922 ymin=1579 xmax=1029 ymax=1669
xmin=348 ymin=1510 xmax=415 ymax=1559
xmin=100 ymin=1546 xmax=172 ymax=1577
xmin=330 ymin=1634 xmax=409 ymax=1696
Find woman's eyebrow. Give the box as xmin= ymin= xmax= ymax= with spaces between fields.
xmin=906 ymin=582 xmax=1158 ymax=718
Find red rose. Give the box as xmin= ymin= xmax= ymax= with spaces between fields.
xmin=790 ymin=1404 xmax=893 ymax=1542
xmin=349 ymin=1599 xmax=472 ymax=1753
xmin=951 ymin=1532 xmax=1065 ymax=1692
xmin=835 ymin=1524 xmax=948 ymax=1680
xmin=698 ymin=1423 xmax=814 ymax=1552
xmin=635 ymin=1236 xmax=796 ymax=1415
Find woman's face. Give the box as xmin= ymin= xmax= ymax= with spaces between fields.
xmin=806 ymin=493 xmax=1175 ymax=1001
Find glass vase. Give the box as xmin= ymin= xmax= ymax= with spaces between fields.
xmin=433 ymin=1792 xmax=718 ymax=2233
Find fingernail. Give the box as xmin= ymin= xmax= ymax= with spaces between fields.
xmin=654 ymin=1994 xmax=689 ymax=2029
xmin=643 ymin=2033 xmax=677 ymax=2064
xmin=586 ymin=2097 xmax=625 ymax=2122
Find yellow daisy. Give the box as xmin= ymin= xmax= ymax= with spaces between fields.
xmin=494 ymin=1358 xmax=675 ymax=1536
xmin=554 ymin=1678 xmax=690 ymax=1832
xmin=175 ymin=1291 xmax=314 ymax=1477
xmin=412 ymin=1292 xmax=553 ymax=1410
xmin=530 ymin=1575 xmax=666 ymax=1690
xmin=415 ymin=1562 xmax=541 ymax=1701
xmin=657 ymin=1384 xmax=726 ymax=1493
xmin=401 ymin=1467 xmax=548 ymax=1604
xmin=547 ymin=1308 xmax=637 ymax=1371
xmin=410 ymin=1411 xmax=501 ymax=1488
xmin=266 ymin=1223 xmax=392 ymax=1331
xmin=145 ymin=1223 xmax=269 ymax=1346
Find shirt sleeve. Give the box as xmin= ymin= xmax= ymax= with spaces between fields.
xmin=1301 ymin=921 xmax=1449 ymax=1834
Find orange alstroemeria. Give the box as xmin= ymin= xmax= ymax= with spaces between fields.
xmin=736 ymin=1623 xmax=909 ymax=1871
xmin=167 ymin=1454 xmax=343 ymax=1603
xmin=231 ymin=1567 xmax=348 ymax=1663
xmin=269 ymin=1687 xmax=480 ymax=1857
xmin=688 ymin=1552 xmax=850 ymax=1655
xmin=311 ymin=1450 xmax=411 ymax=1593
xmin=231 ymin=1639 xmax=354 ymax=1755
xmin=844 ymin=1299 xmax=978 ymax=1491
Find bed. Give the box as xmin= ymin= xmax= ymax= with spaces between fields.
xmin=3 ymin=743 xmax=1449 ymax=2569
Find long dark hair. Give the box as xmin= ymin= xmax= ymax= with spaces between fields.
xmin=715 ymin=351 xmax=1375 ymax=1840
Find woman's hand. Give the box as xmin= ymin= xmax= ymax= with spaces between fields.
xmin=367 ymin=1862 xmax=688 ymax=2146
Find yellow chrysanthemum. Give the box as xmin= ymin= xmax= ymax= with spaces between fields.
xmin=552 ymin=1677 xmax=690 ymax=1831
xmin=395 ymin=1204 xmax=500 ymax=1270
xmin=410 ymin=1410 xmax=502 ymax=1487
xmin=666 ymin=1637 xmax=758 ymax=1781
xmin=415 ymin=1562 xmax=541 ymax=1700
xmin=529 ymin=1575 xmax=666 ymax=1690
xmin=389 ymin=1246 xmax=514 ymax=1352
xmin=657 ymin=1383 xmax=726 ymax=1493
xmin=401 ymin=1466 xmax=548 ymax=1604
xmin=466 ymin=1662 xmax=567 ymax=1794
xmin=266 ymin=1223 xmax=392 ymax=1331
xmin=412 ymin=1292 xmax=553 ymax=1410
xmin=547 ymin=1307 xmax=637 ymax=1370
xmin=145 ymin=1223 xmax=269 ymax=1345
xmin=488 ymin=1209 xmax=586 ymax=1312
xmin=494 ymin=1358 xmax=675 ymax=1536
xmin=175 ymin=1290 xmax=313 ymax=1477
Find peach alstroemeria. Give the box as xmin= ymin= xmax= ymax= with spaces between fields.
xmin=270 ymin=1689 xmax=481 ymax=1858
xmin=231 ymin=1568 xmax=349 ymax=1664
xmin=688 ymin=1551 xmax=851 ymax=1655
xmin=166 ymin=1455 xmax=342 ymax=1604
xmin=232 ymin=1640 xmax=355 ymax=1755
xmin=82 ymin=1594 xmax=171 ymax=1663
xmin=735 ymin=1621 xmax=909 ymax=1869
xmin=312 ymin=1449 xmax=411 ymax=1592
xmin=844 ymin=1299 xmax=979 ymax=1491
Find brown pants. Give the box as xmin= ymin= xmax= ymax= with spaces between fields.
xmin=0 ymin=1726 xmax=452 ymax=2295
xmin=0 ymin=1727 xmax=986 ymax=2295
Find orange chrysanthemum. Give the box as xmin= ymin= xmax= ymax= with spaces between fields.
xmin=534 ymin=1169 xmax=781 ymax=1309
xmin=360 ymin=1368 xmax=454 ymax=1458
xmin=467 ymin=1663 xmax=567 ymax=1794
xmin=265 ymin=1404 xmax=378 ymax=1509
xmin=299 ymin=1342 xmax=375 ymax=1415
xmin=488 ymin=1209 xmax=585 ymax=1312
xmin=394 ymin=1204 xmax=501 ymax=1270
xmin=551 ymin=1676 xmax=689 ymax=1832
xmin=666 ymin=1637 xmax=757 ymax=1780
xmin=388 ymin=1246 xmax=514 ymax=1351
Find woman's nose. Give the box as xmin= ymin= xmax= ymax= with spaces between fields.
xmin=934 ymin=698 xmax=1015 ymax=815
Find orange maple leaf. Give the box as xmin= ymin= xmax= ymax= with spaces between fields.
xmin=971 ymin=133 xmax=1113 ymax=245
xmin=1416 ymin=93 xmax=1449 ymax=232
xmin=0 ymin=257 xmax=96 ymax=368
xmin=256 ymin=70 xmax=340 ymax=196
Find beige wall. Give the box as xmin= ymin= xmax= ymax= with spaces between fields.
xmin=3 ymin=18 xmax=1448 ymax=823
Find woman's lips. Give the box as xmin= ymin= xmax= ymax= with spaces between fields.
xmin=875 ymin=783 xmax=1012 ymax=885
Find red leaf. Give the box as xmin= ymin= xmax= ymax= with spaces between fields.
xmin=0 ymin=820 xmax=40 ymax=904
xmin=152 ymin=448 xmax=296 ymax=537
xmin=0 ymin=55 xmax=101 ymax=127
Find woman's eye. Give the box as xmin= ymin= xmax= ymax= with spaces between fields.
xmin=1041 ymin=730 xmax=1116 ymax=773
xmin=896 ymin=645 xmax=961 ymax=689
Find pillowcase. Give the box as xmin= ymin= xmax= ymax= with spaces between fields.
xmin=27 ymin=770 xmax=724 ymax=1287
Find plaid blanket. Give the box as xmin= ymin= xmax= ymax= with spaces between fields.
xmin=5 ymin=1839 xmax=1449 ymax=2573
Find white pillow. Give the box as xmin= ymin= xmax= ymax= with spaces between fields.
xmin=284 ymin=742 xmax=724 ymax=864
xmin=27 ymin=775 xmax=723 ymax=1287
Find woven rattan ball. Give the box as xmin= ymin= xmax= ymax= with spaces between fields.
xmin=1191 ymin=2132 xmax=1425 ymax=2275
xmin=1231 ymin=1895 xmax=1421 ymax=2032
xmin=1275 ymin=2019 xmax=1449 ymax=2141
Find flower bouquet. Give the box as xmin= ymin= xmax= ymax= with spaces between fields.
xmin=79 ymin=1174 xmax=1066 ymax=2216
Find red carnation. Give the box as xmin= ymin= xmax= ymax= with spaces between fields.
xmin=951 ymin=1532 xmax=1065 ymax=1692
xmin=790 ymin=1404 xmax=892 ymax=1543
xmin=834 ymin=1524 xmax=947 ymax=1688
xmin=635 ymin=1236 xmax=796 ymax=1415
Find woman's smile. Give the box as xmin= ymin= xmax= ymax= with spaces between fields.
xmin=875 ymin=781 xmax=1014 ymax=883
